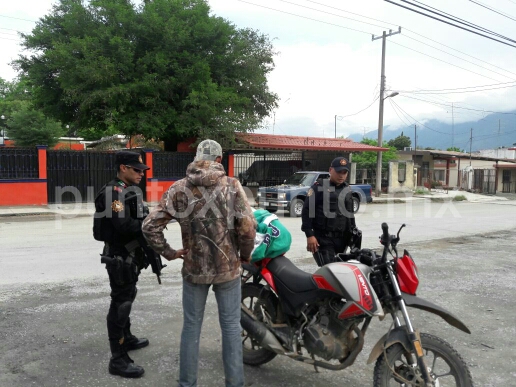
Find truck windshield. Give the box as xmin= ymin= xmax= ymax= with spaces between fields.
xmin=284 ymin=173 xmax=317 ymax=186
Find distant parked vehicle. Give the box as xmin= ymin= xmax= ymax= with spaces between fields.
xmin=238 ymin=160 xmax=310 ymax=187
xmin=256 ymin=171 xmax=373 ymax=217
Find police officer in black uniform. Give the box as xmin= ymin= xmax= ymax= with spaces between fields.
xmin=93 ymin=151 xmax=151 ymax=378
xmin=301 ymin=157 xmax=358 ymax=266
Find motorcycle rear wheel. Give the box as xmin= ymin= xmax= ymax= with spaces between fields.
xmin=373 ymin=333 xmax=474 ymax=386
xmin=241 ymin=283 xmax=278 ymax=366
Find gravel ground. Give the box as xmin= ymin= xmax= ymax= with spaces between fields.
xmin=1 ymin=229 xmax=515 ymax=386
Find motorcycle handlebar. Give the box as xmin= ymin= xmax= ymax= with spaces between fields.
xmin=381 ymin=222 xmax=390 ymax=245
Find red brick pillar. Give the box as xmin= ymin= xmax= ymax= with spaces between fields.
xmin=37 ymin=145 xmax=47 ymax=179
xmin=144 ymin=149 xmax=153 ymax=178
xmin=227 ymin=152 xmax=234 ymax=178
xmin=37 ymin=145 xmax=48 ymax=204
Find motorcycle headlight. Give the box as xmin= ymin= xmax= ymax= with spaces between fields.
xmin=257 ymin=191 xmax=261 ymax=197
xmin=277 ymin=193 xmax=286 ymax=200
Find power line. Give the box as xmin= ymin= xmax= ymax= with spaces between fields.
xmin=469 ymin=0 xmax=516 ymax=22
xmin=0 ymin=27 xmax=30 ymax=34
xmin=407 ymin=0 xmax=516 ymax=43
xmin=336 ymin=96 xmax=380 ymax=118
xmin=400 ymin=83 xmax=516 ymax=94
xmin=390 ymin=99 xmax=456 ymax=135
xmin=237 ymin=0 xmax=371 ymax=35
xmin=0 ymin=31 xmax=20 ymax=37
xmin=299 ymin=0 xmax=516 ymax=79
xmin=403 ymin=29 xmax=516 ymax=78
xmin=384 ymin=0 xmax=516 ymax=48
xmin=399 ymin=81 xmax=516 ymax=93
xmin=0 ymin=14 xmax=37 ymax=23
xmin=306 ymin=0 xmax=399 ymax=28
xmin=400 ymin=34 xmax=516 ymax=81
xmin=400 ymin=94 xmax=516 ymax=115
xmin=388 ymin=98 xmax=413 ymax=126
xmin=0 ymin=36 xmax=21 ymax=42
xmin=390 ymin=40 xmax=505 ymax=82
xmin=278 ymin=0 xmax=391 ymax=30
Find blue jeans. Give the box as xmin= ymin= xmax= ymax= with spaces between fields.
xmin=179 ymin=277 xmax=244 ymax=387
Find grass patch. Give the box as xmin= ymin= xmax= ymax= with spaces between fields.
xmin=414 ymin=188 xmax=428 ymax=195
xmin=453 ymin=195 xmax=467 ymax=201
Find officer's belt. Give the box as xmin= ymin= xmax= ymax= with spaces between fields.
xmin=315 ymin=230 xmax=346 ymax=238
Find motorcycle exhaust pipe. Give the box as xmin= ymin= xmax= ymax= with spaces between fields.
xmin=241 ymin=306 xmax=285 ymax=354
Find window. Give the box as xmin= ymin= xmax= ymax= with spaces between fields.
xmin=433 ymin=170 xmax=445 ymax=182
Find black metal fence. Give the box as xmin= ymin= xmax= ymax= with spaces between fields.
xmin=46 ymin=150 xmax=148 ymax=203
xmin=0 ymin=147 xmax=39 ymax=179
xmin=152 ymin=152 xmax=194 ymax=179
xmin=233 ymin=151 xmax=347 ymax=186
xmin=458 ymin=168 xmax=496 ymax=194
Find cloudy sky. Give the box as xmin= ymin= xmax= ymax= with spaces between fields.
xmin=1 ymin=0 xmax=516 ymax=139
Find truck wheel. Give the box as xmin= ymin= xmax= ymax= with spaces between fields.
xmin=289 ymin=198 xmax=304 ymax=217
xmin=352 ymin=196 xmax=360 ymax=213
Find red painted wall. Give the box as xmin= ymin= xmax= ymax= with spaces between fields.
xmin=53 ymin=143 xmax=85 ymax=150
xmin=0 ymin=181 xmax=48 ymax=205
xmin=146 ymin=179 xmax=177 ymax=203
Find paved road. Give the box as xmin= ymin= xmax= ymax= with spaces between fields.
xmin=1 ymin=200 xmax=515 ymax=285
xmin=1 ymin=200 xmax=515 ymax=386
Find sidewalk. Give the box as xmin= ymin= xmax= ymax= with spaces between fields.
xmin=0 ymin=190 xmax=511 ymax=217
xmin=372 ymin=190 xmax=511 ymax=204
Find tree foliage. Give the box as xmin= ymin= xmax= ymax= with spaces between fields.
xmin=6 ymin=104 xmax=65 ymax=147
xmin=387 ymin=132 xmax=412 ymax=150
xmin=446 ymin=146 xmax=464 ymax=152
xmin=0 ymin=77 xmax=65 ymax=146
xmin=351 ymin=138 xmax=398 ymax=169
xmin=15 ymin=0 xmax=278 ymax=150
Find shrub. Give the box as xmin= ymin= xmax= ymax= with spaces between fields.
xmin=453 ymin=195 xmax=467 ymax=201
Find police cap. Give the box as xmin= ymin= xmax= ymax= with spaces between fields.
xmin=330 ymin=157 xmax=350 ymax=172
xmin=115 ymin=151 xmax=150 ymax=170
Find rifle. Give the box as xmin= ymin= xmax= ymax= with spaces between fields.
xmin=125 ymin=238 xmax=166 ymax=284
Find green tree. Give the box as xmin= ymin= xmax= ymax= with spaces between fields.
xmin=15 ymin=0 xmax=278 ymax=150
xmin=0 ymin=77 xmax=33 ymax=116
xmin=446 ymin=146 xmax=464 ymax=152
xmin=387 ymin=132 xmax=412 ymax=150
xmin=6 ymin=104 xmax=65 ymax=147
xmin=351 ymin=138 xmax=398 ymax=169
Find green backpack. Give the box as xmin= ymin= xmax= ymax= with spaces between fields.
xmin=251 ymin=209 xmax=292 ymax=262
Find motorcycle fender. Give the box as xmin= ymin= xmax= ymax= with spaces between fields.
xmin=367 ymin=327 xmax=412 ymax=364
xmin=402 ymin=293 xmax=471 ymax=334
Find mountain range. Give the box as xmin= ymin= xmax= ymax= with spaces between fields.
xmin=348 ymin=110 xmax=516 ymax=152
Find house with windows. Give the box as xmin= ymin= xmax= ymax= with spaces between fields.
xmin=397 ymin=149 xmax=516 ymax=194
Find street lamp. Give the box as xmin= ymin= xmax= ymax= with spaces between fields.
xmin=375 ymin=91 xmax=398 ymax=197
xmin=0 ymin=115 xmax=5 ymax=146
xmin=66 ymin=124 xmax=71 ymax=149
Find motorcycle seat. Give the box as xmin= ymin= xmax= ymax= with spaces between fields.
xmin=266 ymin=256 xmax=318 ymax=293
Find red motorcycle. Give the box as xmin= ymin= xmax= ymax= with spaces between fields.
xmin=241 ymin=223 xmax=473 ymax=386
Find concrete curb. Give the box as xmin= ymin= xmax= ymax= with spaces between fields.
xmin=0 ymin=194 xmax=509 ymax=218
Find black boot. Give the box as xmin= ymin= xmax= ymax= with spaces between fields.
xmin=124 ymin=323 xmax=149 ymax=351
xmin=108 ymin=339 xmax=144 ymax=378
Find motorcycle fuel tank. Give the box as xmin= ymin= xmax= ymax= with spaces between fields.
xmin=315 ymin=262 xmax=384 ymax=318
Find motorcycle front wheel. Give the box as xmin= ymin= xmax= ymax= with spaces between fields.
xmin=373 ymin=333 xmax=474 ymax=386
xmin=241 ymin=283 xmax=278 ymax=366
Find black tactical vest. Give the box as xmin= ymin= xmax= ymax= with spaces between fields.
xmin=313 ymin=183 xmax=353 ymax=232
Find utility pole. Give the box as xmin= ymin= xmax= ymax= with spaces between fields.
xmin=451 ymin=102 xmax=454 ymax=148
xmin=372 ymin=27 xmax=401 ymax=197
xmin=335 ymin=115 xmax=337 ymax=138
xmin=469 ymin=128 xmax=473 ymax=166
xmin=414 ymin=124 xmax=417 ymax=161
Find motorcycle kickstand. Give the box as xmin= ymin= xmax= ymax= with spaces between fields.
xmin=311 ymin=354 xmax=319 ymax=373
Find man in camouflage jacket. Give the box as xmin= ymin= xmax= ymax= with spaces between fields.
xmin=142 ymin=139 xmax=256 ymax=387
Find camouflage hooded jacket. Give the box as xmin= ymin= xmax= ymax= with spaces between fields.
xmin=142 ymin=160 xmax=256 ymax=284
